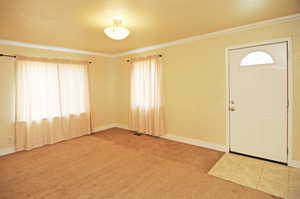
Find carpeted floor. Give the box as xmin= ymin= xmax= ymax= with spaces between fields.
xmin=0 ymin=128 xmax=279 ymax=199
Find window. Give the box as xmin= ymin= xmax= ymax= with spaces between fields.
xmin=129 ymin=56 xmax=165 ymax=136
xmin=16 ymin=60 xmax=90 ymax=122
xmin=131 ymin=58 xmax=162 ymax=110
xmin=240 ymin=51 xmax=274 ymax=66
xmin=15 ymin=57 xmax=91 ymax=151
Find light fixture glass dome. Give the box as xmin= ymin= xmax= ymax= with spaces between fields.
xmin=104 ymin=19 xmax=130 ymax=40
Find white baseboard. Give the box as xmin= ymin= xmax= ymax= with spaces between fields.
xmin=161 ymin=134 xmax=228 ymax=152
xmin=4 ymin=123 xmax=296 ymax=166
xmin=0 ymin=146 xmax=16 ymax=156
xmin=114 ymin=124 xmax=228 ymax=152
xmin=288 ymin=160 xmax=300 ymax=168
xmin=115 ymin=123 xmax=130 ymax=130
xmin=92 ymin=123 xmax=118 ymax=133
xmin=0 ymin=124 xmax=118 ymax=156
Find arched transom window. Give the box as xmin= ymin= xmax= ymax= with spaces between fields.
xmin=240 ymin=51 xmax=274 ymax=66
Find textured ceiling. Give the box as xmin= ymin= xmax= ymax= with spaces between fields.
xmin=0 ymin=0 xmax=299 ymax=53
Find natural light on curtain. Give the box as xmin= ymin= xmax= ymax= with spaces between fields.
xmin=15 ymin=57 xmax=91 ymax=151
xmin=129 ymin=56 xmax=165 ymax=136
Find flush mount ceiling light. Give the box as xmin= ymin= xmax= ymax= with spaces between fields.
xmin=104 ymin=19 xmax=130 ymax=40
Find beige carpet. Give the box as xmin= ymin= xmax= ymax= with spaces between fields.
xmin=0 ymin=128 xmax=279 ymax=199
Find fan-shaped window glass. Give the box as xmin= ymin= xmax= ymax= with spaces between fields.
xmin=240 ymin=51 xmax=274 ymax=66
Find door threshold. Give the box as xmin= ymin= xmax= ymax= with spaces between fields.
xmin=229 ymin=151 xmax=287 ymax=165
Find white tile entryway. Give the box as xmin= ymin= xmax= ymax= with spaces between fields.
xmin=208 ymin=153 xmax=300 ymax=199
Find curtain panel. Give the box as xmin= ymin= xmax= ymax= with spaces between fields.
xmin=15 ymin=58 xmax=91 ymax=151
xmin=129 ymin=56 xmax=165 ymax=136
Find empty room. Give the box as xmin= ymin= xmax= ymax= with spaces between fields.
xmin=0 ymin=0 xmax=300 ymax=198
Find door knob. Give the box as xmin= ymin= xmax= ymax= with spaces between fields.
xmin=229 ymin=107 xmax=235 ymax=111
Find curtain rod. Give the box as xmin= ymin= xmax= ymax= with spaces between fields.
xmin=0 ymin=53 xmax=17 ymax=58
xmin=126 ymin=54 xmax=162 ymax=63
xmin=0 ymin=53 xmax=92 ymax=64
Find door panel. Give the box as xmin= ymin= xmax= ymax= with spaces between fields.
xmin=229 ymin=42 xmax=288 ymax=163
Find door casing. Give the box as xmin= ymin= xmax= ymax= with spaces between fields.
xmin=225 ymin=38 xmax=293 ymax=165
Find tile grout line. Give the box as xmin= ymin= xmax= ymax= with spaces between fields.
xmin=256 ymin=161 xmax=265 ymax=190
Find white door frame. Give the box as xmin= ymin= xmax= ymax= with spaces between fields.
xmin=225 ymin=38 xmax=293 ymax=165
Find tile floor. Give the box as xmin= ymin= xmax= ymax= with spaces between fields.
xmin=208 ymin=153 xmax=300 ymax=199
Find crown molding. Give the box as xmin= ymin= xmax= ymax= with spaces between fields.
xmin=0 ymin=40 xmax=114 ymax=57
xmin=0 ymin=14 xmax=299 ymax=57
xmin=113 ymin=13 xmax=300 ymax=57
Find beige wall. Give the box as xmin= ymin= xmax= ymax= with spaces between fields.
xmin=0 ymin=45 xmax=117 ymax=149
xmin=114 ymin=19 xmax=300 ymax=161
xmin=0 ymin=19 xmax=299 ymax=162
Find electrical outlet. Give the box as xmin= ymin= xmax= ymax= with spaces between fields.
xmin=7 ymin=136 xmax=14 ymax=144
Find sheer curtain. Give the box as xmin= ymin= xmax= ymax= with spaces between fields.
xmin=129 ymin=56 xmax=165 ymax=136
xmin=15 ymin=57 xmax=91 ymax=151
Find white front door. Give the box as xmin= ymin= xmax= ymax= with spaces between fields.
xmin=229 ymin=42 xmax=288 ymax=163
